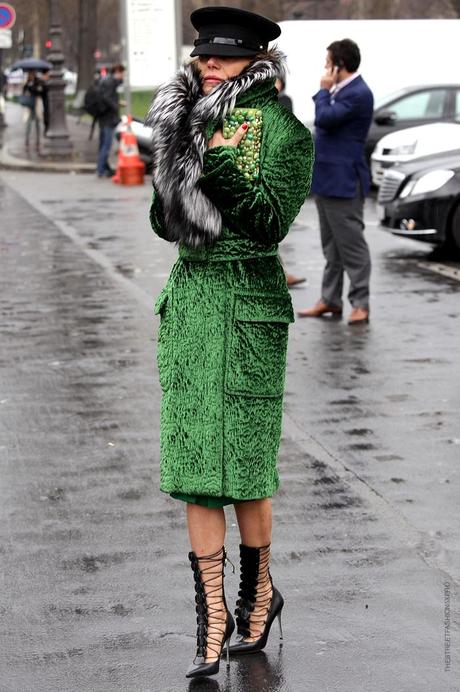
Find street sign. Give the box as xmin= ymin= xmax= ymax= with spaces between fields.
xmin=125 ymin=0 xmax=180 ymax=89
xmin=0 ymin=3 xmax=16 ymax=30
xmin=0 ymin=28 xmax=12 ymax=48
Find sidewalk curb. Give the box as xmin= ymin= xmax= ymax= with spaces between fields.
xmin=0 ymin=145 xmax=95 ymax=173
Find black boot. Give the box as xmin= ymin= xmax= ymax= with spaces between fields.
xmin=229 ymin=543 xmax=284 ymax=655
xmin=186 ymin=546 xmax=235 ymax=678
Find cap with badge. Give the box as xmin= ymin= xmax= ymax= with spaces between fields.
xmin=190 ymin=6 xmax=281 ymax=58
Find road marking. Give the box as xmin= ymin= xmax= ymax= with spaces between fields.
xmin=417 ymin=261 xmax=460 ymax=282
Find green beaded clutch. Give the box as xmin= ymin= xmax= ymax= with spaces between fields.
xmin=223 ymin=108 xmax=262 ymax=182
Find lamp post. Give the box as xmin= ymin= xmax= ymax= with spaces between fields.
xmin=43 ymin=0 xmax=72 ymax=156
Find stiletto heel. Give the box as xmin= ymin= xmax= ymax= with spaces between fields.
xmin=225 ymin=638 xmax=230 ymax=666
xmin=185 ymin=546 xmax=235 ymax=679
xmin=229 ymin=544 xmax=284 ymax=655
xmin=277 ymin=611 xmax=283 ymax=640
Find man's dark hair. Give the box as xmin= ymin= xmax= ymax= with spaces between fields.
xmin=111 ymin=64 xmax=125 ymax=74
xmin=327 ymin=39 xmax=361 ymax=72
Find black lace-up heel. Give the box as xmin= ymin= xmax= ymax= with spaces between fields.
xmin=186 ymin=546 xmax=235 ymax=679
xmin=229 ymin=543 xmax=284 ymax=655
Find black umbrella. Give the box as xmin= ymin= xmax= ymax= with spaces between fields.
xmin=10 ymin=58 xmax=52 ymax=72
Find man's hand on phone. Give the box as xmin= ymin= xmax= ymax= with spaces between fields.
xmin=320 ymin=65 xmax=339 ymax=90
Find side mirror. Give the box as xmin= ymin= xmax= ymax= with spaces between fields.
xmin=374 ymin=110 xmax=397 ymax=126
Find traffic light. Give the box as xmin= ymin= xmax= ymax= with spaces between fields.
xmin=45 ymin=39 xmax=52 ymax=49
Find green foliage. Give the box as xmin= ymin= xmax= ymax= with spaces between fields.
xmin=129 ymin=90 xmax=155 ymax=121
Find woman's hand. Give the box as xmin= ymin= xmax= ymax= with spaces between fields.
xmin=208 ymin=122 xmax=248 ymax=149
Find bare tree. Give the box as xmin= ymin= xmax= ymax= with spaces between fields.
xmin=5 ymin=0 xmax=119 ymax=69
xmin=97 ymin=0 xmax=122 ymax=64
xmin=284 ymin=0 xmax=456 ymax=18
xmin=7 ymin=0 xmax=48 ymax=62
xmin=450 ymin=0 xmax=460 ymax=14
xmin=76 ymin=0 xmax=98 ymax=97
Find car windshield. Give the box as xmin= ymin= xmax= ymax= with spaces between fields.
xmin=374 ymin=88 xmax=413 ymax=110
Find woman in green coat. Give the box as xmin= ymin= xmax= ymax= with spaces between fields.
xmin=147 ymin=6 xmax=313 ymax=679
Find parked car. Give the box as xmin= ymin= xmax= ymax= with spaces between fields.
xmin=371 ymin=122 xmax=460 ymax=186
xmin=377 ymin=148 xmax=460 ymax=254
xmin=365 ymin=83 xmax=460 ymax=162
xmin=115 ymin=117 xmax=153 ymax=172
xmin=63 ymin=70 xmax=77 ymax=95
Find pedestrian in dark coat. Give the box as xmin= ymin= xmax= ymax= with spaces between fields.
xmin=40 ymin=72 xmax=50 ymax=135
xmin=96 ymin=64 xmax=125 ymax=177
xmin=147 ymin=6 xmax=313 ymax=680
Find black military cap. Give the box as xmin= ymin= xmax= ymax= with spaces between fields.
xmin=190 ymin=6 xmax=281 ymax=58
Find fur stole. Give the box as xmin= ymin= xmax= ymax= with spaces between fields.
xmin=145 ymin=50 xmax=285 ymax=247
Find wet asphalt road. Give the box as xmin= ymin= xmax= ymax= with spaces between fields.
xmin=0 ymin=170 xmax=459 ymax=692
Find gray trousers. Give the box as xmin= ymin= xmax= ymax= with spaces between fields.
xmin=315 ymin=194 xmax=371 ymax=310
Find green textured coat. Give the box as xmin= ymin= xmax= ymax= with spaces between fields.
xmin=150 ymin=80 xmax=314 ymax=500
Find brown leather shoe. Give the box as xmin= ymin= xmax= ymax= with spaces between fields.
xmin=297 ymin=300 xmax=343 ymax=318
xmin=285 ymin=273 xmax=306 ymax=287
xmin=348 ymin=307 xmax=370 ymax=325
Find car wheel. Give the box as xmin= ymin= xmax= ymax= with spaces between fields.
xmin=449 ymin=204 xmax=460 ymax=254
xmin=141 ymin=156 xmax=153 ymax=175
xmin=139 ymin=147 xmax=153 ymax=174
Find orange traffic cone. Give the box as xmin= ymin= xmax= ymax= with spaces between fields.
xmin=113 ymin=115 xmax=145 ymax=186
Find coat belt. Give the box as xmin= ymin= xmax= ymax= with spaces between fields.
xmin=178 ymin=239 xmax=279 ymax=262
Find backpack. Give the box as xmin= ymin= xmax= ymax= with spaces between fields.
xmin=84 ymin=84 xmax=106 ymax=118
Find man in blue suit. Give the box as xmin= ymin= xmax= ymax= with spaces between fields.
xmin=298 ymin=39 xmax=373 ymax=324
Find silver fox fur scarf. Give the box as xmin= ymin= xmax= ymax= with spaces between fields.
xmin=145 ymin=49 xmax=285 ymax=247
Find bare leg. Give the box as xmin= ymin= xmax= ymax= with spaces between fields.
xmin=187 ymin=504 xmax=227 ymax=662
xmin=234 ymin=498 xmax=272 ymax=546
xmin=187 ymin=504 xmax=226 ymax=554
xmin=234 ymin=499 xmax=273 ymax=641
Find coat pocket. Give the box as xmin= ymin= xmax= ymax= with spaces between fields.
xmin=225 ymin=292 xmax=294 ymax=398
xmin=154 ymin=288 xmax=173 ymax=391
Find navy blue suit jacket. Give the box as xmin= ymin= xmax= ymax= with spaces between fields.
xmin=311 ymin=75 xmax=374 ymax=198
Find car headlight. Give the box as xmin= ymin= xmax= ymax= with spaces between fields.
xmin=399 ymin=169 xmax=454 ymax=198
xmin=388 ymin=142 xmax=417 ymax=156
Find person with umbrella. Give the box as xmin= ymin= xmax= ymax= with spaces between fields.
xmin=12 ymin=59 xmax=52 ymax=152
xmin=22 ymin=70 xmax=43 ymax=151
